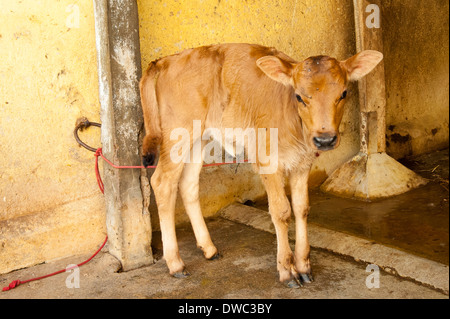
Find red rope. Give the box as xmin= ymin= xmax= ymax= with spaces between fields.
xmin=2 ymin=150 xmax=109 ymax=292
xmin=95 ymin=148 xmax=105 ymax=193
xmin=95 ymin=147 xmax=249 ymax=170
xmin=93 ymin=147 xmax=249 ymax=195
xmin=3 ymin=147 xmax=250 ymax=292
xmin=95 ymin=148 xmax=151 ymax=170
xmin=2 ymin=236 xmax=108 ymax=292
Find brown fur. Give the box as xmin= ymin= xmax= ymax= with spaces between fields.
xmin=139 ymin=43 xmax=382 ymax=286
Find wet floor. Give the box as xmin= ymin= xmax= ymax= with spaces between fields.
xmin=253 ymin=149 xmax=449 ymax=265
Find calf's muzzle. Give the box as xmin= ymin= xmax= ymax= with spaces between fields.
xmin=312 ymin=133 xmax=338 ymax=150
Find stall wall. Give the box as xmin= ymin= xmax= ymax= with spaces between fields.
xmin=382 ymin=0 xmax=449 ymax=158
xmin=0 ymin=1 xmax=105 ymax=274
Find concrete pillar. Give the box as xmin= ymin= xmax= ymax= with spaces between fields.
xmin=93 ymin=0 xmax=153 ymax=270
xmin=320 ymin=0 xmax=427 ymax=200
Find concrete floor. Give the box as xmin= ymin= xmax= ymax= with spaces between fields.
xmin=0 ymin=149 xmax=448 ymax=299
xmin=0 ymin=217 xmax=447 ymax=299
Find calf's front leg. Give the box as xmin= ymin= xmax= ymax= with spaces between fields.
xmin=260 ymin=172 xmax=302 ymax=288
xmin=289 ymin=168 xmax=314 ymax=283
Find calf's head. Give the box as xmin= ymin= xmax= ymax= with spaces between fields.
xmin=256 ymin=50 xmax=383 ymax=151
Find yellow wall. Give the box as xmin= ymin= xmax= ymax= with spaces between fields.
xmin=138 ymin=0 xmax=357 ymax=65
xmin=382 ymin=0 xmax=449 ymax=159
xmin=0 ymin=1 xmax=105 ymax=273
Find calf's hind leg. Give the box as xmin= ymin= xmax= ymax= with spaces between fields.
xmin=151 ymin=159 xmax=188 ymax=277
xmin=179 ymin=161 xmax=219 ymax=260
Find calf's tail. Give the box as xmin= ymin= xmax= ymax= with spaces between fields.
xmin=140 ymin=61 xmax=162 ymax=167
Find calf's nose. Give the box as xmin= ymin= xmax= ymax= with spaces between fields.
xmin=312 ymin=134 xmax=338 ymax=150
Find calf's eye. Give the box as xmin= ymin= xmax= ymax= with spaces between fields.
xmin=340 ymin=90 xmax=347 ymax=100
xmin=296 ymin=94 xmax=306 ymax=106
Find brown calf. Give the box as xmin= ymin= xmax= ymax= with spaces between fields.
xmin=140 ymin=43 xmax=382 ymax=288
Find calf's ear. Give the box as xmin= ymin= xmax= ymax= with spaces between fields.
xmin=256 ymin=56 xmax=294 ymax=86
xmin=341 ymin=50 xmax=383 ymax=81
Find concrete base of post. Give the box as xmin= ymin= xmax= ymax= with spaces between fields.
xmin=320 ymin=152 xmax=428 ymax=201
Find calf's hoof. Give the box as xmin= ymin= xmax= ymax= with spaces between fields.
xmin=208 ymin=252 xmax=221 ymax=261
xmin=299 ymin=272 xmax=314 ymax=284
xmin=282 ymin=272 xmax=313 ymax=288
xmin=284 ymin=278 xmax=302 ymax=289
xmin=172 ymin=269 xmax=190 ymax=278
